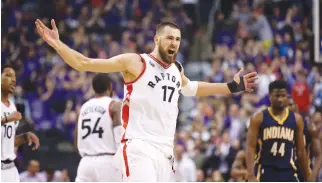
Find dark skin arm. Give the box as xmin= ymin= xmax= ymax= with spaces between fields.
xmin=15 ymin=132 xmax=40 ymax=150
xmin=74 ymin=120 xmax=78 ymax=152
xmin=295 ymin=113 xmax=310 ymax=182
xmin=246 ymin=111 xmax=263 ymax=182
xmin=109 ymin=101 xmax=122 ymax=146
xmin=231 ymin=151 xmax=248 ymax=180
xmin=308 ymin=123 xmax=322 ymax=181
xmin=109 ymin=101 xmax=122 ymax=127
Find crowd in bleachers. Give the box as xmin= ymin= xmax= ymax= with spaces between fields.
xmin=2 ymin=0 xmax=321 ymax=181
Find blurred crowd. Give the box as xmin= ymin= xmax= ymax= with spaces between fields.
xmin=2 ymin=0 xmax=322 ymax=181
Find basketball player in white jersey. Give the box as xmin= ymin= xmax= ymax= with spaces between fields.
xmin=1 ymin=64 xmax=40 ymax=182
xmin=75 ymin=73 xmax=122 ymax=182
xmin=36 ymin=19 xmax=258 ymax=181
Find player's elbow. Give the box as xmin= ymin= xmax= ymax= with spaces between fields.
xmin=76 ymin=57 xmax=91 ymax=72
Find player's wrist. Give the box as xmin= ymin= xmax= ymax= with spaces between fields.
xmin=227 ymin=77 xmax=245 ymax=93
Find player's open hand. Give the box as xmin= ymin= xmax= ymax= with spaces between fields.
xmin=234 ymin=68 xmax=258 ymax=92
xmin=26 ymin=132 xmax=40 ymax=150
xmin=35 ymin=19 xmax=60 ymax=49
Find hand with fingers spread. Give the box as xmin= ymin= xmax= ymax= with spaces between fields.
xmin=35 ymin=19 xmax=60 ymax=49
xmin=226 ymin=68 xmax=258 ymax=94
xmin=233 ymin=68 xmax=258 ymax=93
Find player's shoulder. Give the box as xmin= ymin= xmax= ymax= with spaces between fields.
xmin=1 ymin=100 xmax=17 ymax=111
xmin=174 ymin=61 xmax=183 ymax=72
xmin=251 ymin=107 xmax=266 ymax=121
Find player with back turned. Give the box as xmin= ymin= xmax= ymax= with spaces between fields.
xmin=74 ymin=73 xmax=122 ymax=182
xmin=246 ymin=80 xmax=311 ymax=182
xmin=288 ymin=97 xmax=322 ymax=181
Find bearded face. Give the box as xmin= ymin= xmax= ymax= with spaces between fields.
xmin=158 ymin=39 xmax=178 ymax=64
xmin=155 ymin=26 xmax=181 ymax=64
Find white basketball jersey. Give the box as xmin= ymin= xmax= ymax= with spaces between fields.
xmin=121 ymin=53 xmax=182 ymax=155
xmin=77 ymin=97 xmax=117 ymax=157
xmin=1 ymin=101 xmax=19 ymax=161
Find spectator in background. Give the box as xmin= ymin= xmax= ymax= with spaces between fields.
xmin=20 ymin=160 xmax=45 ymax=182
xmin=257 ymin=63 xmax=277 ymax=99
xmin=174 ymin=143 xmax=197 ymax=182
xmin=287 ymin=69 xmax=315 ymax=116
xmin=247 ymin=8 xmax=273 ymax=51
xmin=196 ymin=168 xmax=205 ymax=182
xmin=40 ymin=166 xmax=70 ymax=182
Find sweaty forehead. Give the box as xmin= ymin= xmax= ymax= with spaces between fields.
xmin=160 ymin=26 xmax=181 ymax=38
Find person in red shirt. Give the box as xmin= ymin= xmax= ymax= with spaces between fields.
xmin=292 ymin=69 xmax=310 ymax=116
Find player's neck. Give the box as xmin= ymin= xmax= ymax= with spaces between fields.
xmin=150 ymin=49 xmax=169 ymax=66
xmin=94 ymin=94 xmax=107 ymax=98
xmin=270 ymin=107 xmax=286 ymax=116
xmin=1 ymin=92 xmax=9 ymax=104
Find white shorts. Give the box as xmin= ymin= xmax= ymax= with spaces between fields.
xmin=1 ymin=166 xmax=19 ymax=182
xmin=75 ymin=155 xmax=121 ymax=182
xmin=116 ymin=139 xmax=175 ymax=182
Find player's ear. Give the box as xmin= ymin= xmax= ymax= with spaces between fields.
xmin=154 ymin=35 xmax=159 ymax=44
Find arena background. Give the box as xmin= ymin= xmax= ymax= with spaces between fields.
xmin=1 ymin=0 xmax=322 ymax=181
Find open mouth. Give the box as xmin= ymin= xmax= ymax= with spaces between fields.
xmin=168 ymin=50 xmax=175 ymax=55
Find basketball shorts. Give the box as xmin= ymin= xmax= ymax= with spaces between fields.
xmin=1 ymin=162 xmax=19 ymax=182
xmin=255 ymin=164 xmax=299 ymax=182
xmin=115 ymin=139 xmax=175 ymax=182
xmin=75 ymin=155 xmax=121 ymax=182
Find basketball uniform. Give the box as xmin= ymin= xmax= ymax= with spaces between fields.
xmin=114 ymin=53 xmax=182 ymax=181
xmin=1 ymin=101 xmax=20 ymax=182
xmin=75 ymin=97 xmax=121 ymax=182
xmin=254 ymin=108 xmax=299 ymax=182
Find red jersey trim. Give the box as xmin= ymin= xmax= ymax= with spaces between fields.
xmin=148 ymin=53 xmax=171 ymax=69
xmin=121 ymin=84 xmax=133 ymax=142
xmin=123 ymin=143 xmax=130 ymax=177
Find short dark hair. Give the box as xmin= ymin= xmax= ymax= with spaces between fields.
xmin=156 ymin=22 xmax=180 ymax=35
xmin=269 ymin=80 xmax=288 ymax=93
xmin=1 ymin=64 xmax=16 ymax=73
xmin=92 ymin=73 xmax=112 ymax=94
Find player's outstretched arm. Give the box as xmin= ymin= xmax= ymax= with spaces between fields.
xmin=308 ymin=123 xmax=322 ymax=181
xmin=15 ymin=132 xmax=40 ymax=150
xmin=180 ymin=68 xmax=257 ymax=96
xmin=295 ymin=113 xmax=310 ymax=181
xmin=35 ymin=19 xmax=141 ymax=74
xmin=246 ymin=111 xmax=262 ymax=182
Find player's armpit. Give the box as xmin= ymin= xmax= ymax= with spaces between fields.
xmin=295 ymin=113 xmax=310 ymax=181
xmin=246 ymin=111 xmax=263 ymax=181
